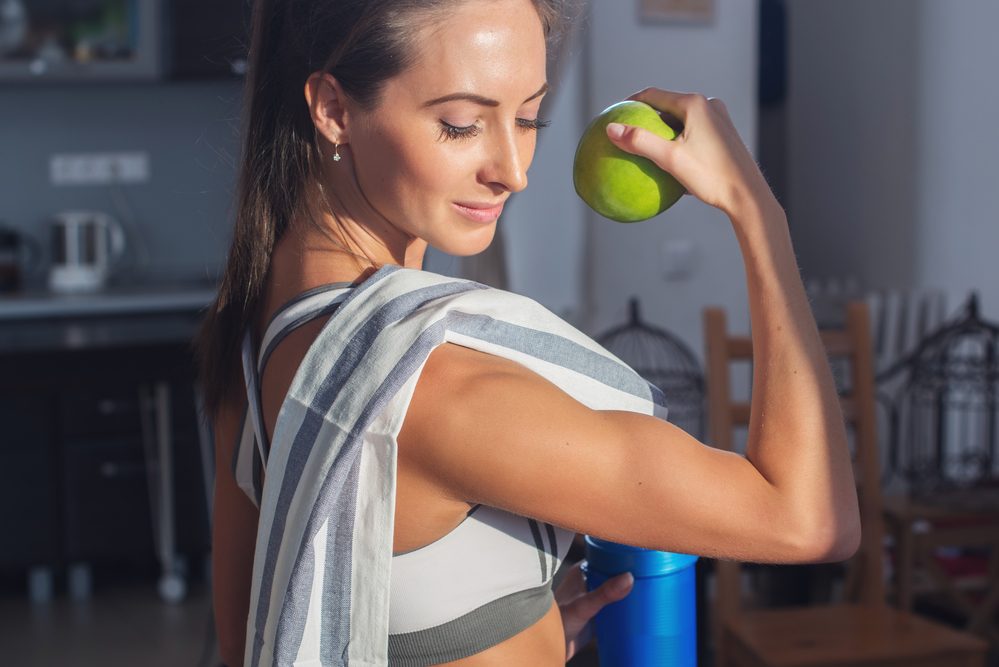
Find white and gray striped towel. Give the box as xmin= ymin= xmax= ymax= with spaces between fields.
xmin=235 ymin=265 xmax=668 ymax=666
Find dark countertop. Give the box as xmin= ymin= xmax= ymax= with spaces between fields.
xmin=0 ymin=282 xmax=217 ymax=354
xmin=0 ymin=283 xmax=217 ymax=321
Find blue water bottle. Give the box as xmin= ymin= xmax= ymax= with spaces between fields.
xmin=582 ymin=536 xmax=698 ymax=666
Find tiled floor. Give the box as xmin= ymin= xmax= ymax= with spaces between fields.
xmin=0 ymin=578 xmax=219 ymax=667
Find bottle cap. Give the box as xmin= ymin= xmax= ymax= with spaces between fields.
xmin=584 ymin=535 xmax=698 ymax=578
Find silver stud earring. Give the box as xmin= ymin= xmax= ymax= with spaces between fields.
xmin=333 ymin=143 xmax=342 ymax=162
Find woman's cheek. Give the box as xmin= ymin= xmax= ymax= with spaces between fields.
xmin=364 ymin=133 xmax=418 ymax=194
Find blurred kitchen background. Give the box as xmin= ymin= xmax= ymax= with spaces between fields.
xmin=1 ymin=0 xmax=997 ymax=665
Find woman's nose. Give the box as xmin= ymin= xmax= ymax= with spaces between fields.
xmin=484 ymin=131 xmax=529 ymax=193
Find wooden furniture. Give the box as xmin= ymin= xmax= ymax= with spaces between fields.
xmin=872 ymin=293 xmax=999 ymax=644
xmin=703 ymin=301 xmax=988 ymax=667
xmin=883 ymin=491 xmax=999 ymax=644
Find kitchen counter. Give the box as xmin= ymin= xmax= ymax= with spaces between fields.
xmin=0 ymin=283 xmax=217 ymax=321
xmin=0 ymin=283 xmax=217 ymax=354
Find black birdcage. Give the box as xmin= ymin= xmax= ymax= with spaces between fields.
xmin=878 ymin=294 xmax=999 ymax=498
xmin=596 ymin=297 xmax=705 ymax=439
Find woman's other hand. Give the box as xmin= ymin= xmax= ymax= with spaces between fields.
xmin=605 ymin=87 xmax=775 ymax=218
xmin=554 ymin=560 xmax=634 ymax=662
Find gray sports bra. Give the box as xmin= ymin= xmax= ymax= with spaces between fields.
xmin=237 ymin=280 xmax=574 ymax=666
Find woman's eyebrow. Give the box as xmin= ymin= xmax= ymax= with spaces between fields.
xmin=422 ymin=82 xmax=549 ymax=108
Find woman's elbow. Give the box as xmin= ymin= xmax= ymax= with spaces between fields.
xmin=828 ymin=521 xmax=862 ymax=563
xmin=793 ymin=513 xmax=862 ymax=563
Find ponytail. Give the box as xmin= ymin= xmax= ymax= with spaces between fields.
xmin=195 ymin=0 xmax=317 ymax=416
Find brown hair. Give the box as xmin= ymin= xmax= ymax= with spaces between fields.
xmin=195 ymin=0 xmax=568 ymax=418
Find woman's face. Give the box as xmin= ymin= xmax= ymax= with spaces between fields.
xmin=345 ymin=0 xmax=549 ymax=258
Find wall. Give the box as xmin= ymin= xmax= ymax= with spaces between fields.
xmin=0 ymin=81 xmax=243 ymax=287
xmin=785 ymin=0 xmax=999 ymax=320
xmin=914 ymin=0 xmax=999 ymax=318
xmin=786 ymin=0 xmax=920 ymax=295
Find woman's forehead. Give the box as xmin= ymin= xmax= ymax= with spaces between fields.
xmin=392 ymin=0 xmax=547 ymax=106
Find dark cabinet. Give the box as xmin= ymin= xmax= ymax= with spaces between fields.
xmin=61 ymin=387 xmax=144 ymax=438
xmin=0 ymin=1 xmax=164 ymax=82
xmin=0 ymin=393 xmax=59 ymax=568
xmin=169 ymin=0 xmax=252 ymax=80
xmin=62 ymin=436 xmax=155 ymax=561
xmin=59 ymin=379 xmax=210 ymax=564
xmin=0 ymin=340 xmax=211 ymax=582
xmin=0 ymin=0 xmax=252 ymax=82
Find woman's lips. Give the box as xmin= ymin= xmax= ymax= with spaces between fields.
xmin=453 ymin=201 xmax=505 ymax=223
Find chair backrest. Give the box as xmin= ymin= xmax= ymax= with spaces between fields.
xmin=865 ymin=288 xmax=948 ymax=376
xmin=703 ymin=302 xmax=886 ymax=626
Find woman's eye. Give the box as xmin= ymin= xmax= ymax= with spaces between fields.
xmin=437 ymin=118 xmax=552 ymax=142
xmin=438 ymin=122 xmax=481 ymax=141
xmin=517 ymin=118 xmax=552 ymax=131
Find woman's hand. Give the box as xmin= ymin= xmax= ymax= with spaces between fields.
xmin=605 ymin=87 xmax=777 ymax=219
xmin=554 ymin=560 xmax=634 ymax=662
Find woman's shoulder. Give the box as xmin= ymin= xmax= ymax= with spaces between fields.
xmin=372 ymin=267 xmax=629 ymax=370
xmin=380 ymin=266 xmax=562 ymax=318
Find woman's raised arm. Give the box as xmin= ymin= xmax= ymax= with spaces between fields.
xmin=610 ymin=88 xmax=861 ymax=559
xmin=399 ymin=88 xmax=861 ymax=564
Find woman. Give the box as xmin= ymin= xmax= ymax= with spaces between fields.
xmin=198 ymin=0 xmax=861 ymax=665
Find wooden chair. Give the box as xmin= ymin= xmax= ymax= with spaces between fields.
xmin=703 ymin=302 xmax=989 ymax=667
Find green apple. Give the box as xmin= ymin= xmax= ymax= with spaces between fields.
xmin=573 ymin=100 xmax=683 ymax=223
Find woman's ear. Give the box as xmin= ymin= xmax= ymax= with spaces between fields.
xmin=305 ymin=72 xmax=351 ymax=146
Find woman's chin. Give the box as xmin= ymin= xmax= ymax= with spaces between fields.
xmin=433 ymin=224 xmax=498 ymax=257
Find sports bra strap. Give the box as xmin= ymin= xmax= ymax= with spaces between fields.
xmin=234 ymin=281 xmax=355 ymax=507
xmin=256 ymin=283 xmax=354 ymax=376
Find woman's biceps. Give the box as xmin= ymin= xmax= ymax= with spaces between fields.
xmin=425 ymin=391 xmax=655 ymax=523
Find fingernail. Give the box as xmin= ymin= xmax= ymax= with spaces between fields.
xmin=614 ymin=572 xmax=634 ymax=592
xmin=606 ymin=123 xmax=625 ymax=140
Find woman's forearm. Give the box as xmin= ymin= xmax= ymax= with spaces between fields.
xmin=730 ymin=192 xmax=861 ymax=561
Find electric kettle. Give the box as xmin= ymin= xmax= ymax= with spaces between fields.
xmin=48 ymin=210 xmax=127 ymax=293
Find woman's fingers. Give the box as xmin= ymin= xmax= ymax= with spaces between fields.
xmin=626 ymin=87 xmax=706 ymax=123
xmin=627 ymin=88 xmax=728 ymax=136
xmin=605 ymin=123 xmax=686 ymax=190
xmin=566 ymin=571 xmax=634 ymax=622
xmin=707 ymin=96 xmax=732 ymax=121
xmin=556 ymin=564 xmax=635 ymax=661
xmin=605 ymin=123 xmax=669 ymax=166
xmin=607 ymin=86 xmax=773 ymax=216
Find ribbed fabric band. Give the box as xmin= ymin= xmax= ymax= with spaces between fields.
xmin=387 ymin=584 xmax=554 ymax=666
